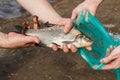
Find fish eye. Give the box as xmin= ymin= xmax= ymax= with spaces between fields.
xmin=83 ymin=38 xmax=91 ymax=43
xmin=86 ymin=38 xmax=89 ymax=41
xmin=78 ymin=35 xmax=83 ymax=38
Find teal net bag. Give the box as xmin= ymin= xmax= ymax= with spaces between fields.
xmin=73 ymin=10 xmax=120 ymax=80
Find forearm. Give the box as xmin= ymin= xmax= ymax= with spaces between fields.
xmin=17 ymin=0 xmax=62 ymax=24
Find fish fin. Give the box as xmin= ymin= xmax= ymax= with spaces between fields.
xmin=52 ymin=42 xmax=60 ymax=46
xmin=40 ymin=22 xmax=56 ymax=27
xmin=62 ymin=41 xmax=74 ymax=44
xmin=51 ymin=42 xmax=61 ymax=48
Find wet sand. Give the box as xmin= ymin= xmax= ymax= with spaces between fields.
xmin=0 ymin=0 xmax=120 ymax=80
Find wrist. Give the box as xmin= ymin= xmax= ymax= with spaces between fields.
xmin=39 ymin=16 xmax=62 ymax=25
xmin=49 ymin=16 xmax=63 ymax=25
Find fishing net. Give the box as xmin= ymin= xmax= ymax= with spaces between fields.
xmin=73 ymin=10 xmax=120 ymax=80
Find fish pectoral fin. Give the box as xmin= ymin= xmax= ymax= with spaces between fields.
xmin=51 ymin=42 xmax=61 ymax=48
xmin=62 ymin=41 xmax=74 ymax=44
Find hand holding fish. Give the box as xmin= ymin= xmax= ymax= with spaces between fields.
xmin=52 ymin=18 xmax=92 ymax=53
xmin=17 ymin=0 xmax=94 ymax=52
xmin=52 ymin=18 xmax=78 ymax=53
xmin=71 ymin=0 xmax=103 ymax=22
xmin=0 ymin=32 xmax=40 ymax=48
xmin=101 ymin=46 xmax=120 ymax=70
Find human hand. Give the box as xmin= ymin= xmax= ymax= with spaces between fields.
xmin=101 ymin=46 xmax=120 ymax=70
xmin=53 ymin=0 xmax=102 ymax=53
xmin=57 ymin=0 xmax=103 ymax=53
xmin=0 ymin=32 xmax=40 ymax=48
xmin=51 ymin=18 xmax=77 ymax=53
xmin=52 ymin=18 xmax=92 ymax=53
xmin=71 ymin=0 xmax=102 ymax=22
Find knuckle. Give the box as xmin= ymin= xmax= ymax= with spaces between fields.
xmin=72 ymin=9 xmax=77 ymax=14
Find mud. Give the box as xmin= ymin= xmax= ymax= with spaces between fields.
xmin=0 ymin=0 xmax=120 ymax=80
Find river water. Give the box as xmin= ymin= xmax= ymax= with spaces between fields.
xmin=0 ymin=0 xmax=59 ymax=19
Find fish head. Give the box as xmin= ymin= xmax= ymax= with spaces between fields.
xmin=75 ymin=34 xmax=93 ymax=47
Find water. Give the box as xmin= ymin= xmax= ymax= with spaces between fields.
xmin=0 ymin=0 xmax=27 ymax=19
xmin=0 ymin=0 xmax=82 ymax=19
xmin=0 ymin=0 xmax=58 ymax=19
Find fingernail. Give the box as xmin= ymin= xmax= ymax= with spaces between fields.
xmin=63 ymin=44 xmax=69 ymax=53
xmin=35 ymin=38 xmax=40 ymax=43
xmin=64 ymin=28 xmax=68 ymax=34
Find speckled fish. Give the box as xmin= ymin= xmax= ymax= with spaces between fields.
xmin=24 ymin=25 xmax=93 ymax=48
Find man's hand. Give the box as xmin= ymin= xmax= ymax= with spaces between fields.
xmin=71 ymin=0 xmax=103 ymax=22
xmin=55 ymin=0 xmax=103 ymax=53
xmin=101 ymin=46 xmax=120 ymax=70
xmin=0 ymin=32 xmax=40 ymax=48
xmin=51 ymin=18 xmax=78 ymax=53
xmin=52 ymin=18 xmax=92 ymax=53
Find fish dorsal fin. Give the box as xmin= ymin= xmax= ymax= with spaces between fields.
xmin=51 ymin=42 xmax=61 ymax=48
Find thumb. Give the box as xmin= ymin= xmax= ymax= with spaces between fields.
xmin=89 ymin=9 xmax=96 ymax=16
xmin=71 ymin=11 xmax=78 ymax=21
xmin=102 ymin=62 xmax=115 ymax=70
xmin=63 ymin=20 xmax=73 ymax=33
xmin=25 ymin=36 xmax=40 ymax=44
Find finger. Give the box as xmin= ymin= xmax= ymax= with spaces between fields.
xmin=24 ymin=42 xmax=35 ymax=47
xmin=9 ymin=32 xmax=40 ymax=44
xmin=110 ymin=46 xmax=120 ymax=56
xmin=101 ymin=46 xmax=120 ymax=64
xmin=102 ymin=60 xmax=119 ymax=70
xmin=102 ymin=64 xmax=115 ymax=70
xmin=70 ymin=44 xmax=77 ymax=53
xmin=8 ymin=32 xmax=17 ymax=36
xmin=64 ymin=20 xmax=73 ymax=33
xmin=52 ymin=44 xmax=58 ymax=51
xmin=85 ymin=46 xmax=92 ymax=50
xmin=62 ymin=44 xmax=69 ymax=53
xmin=25 ymin=36 xmax=40 ymax=44
xmin=71 ymin=11 xmax=77 ymax=21
xmin=100 ymin=55 xmax=116 ymax=64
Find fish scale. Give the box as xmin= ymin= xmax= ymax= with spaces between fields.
xmin=25 ymin=25 xmax=93 ymax=48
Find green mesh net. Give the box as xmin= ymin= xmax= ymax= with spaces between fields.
xmin=73 ymin=10 xmax=120 ymax=80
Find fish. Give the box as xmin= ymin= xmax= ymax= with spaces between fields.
xmin=23 ymin=25 xmax=93 ymax=48
xmin=14 ymin=16 xmax=93 ymax=48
